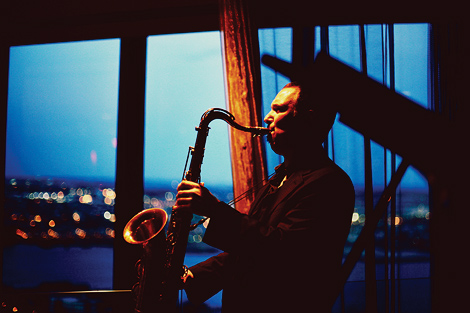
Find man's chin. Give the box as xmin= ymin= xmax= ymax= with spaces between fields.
xmin=266 ymin=133 xmax=273 ymax=143
xmin=268 ymin=142 xmax=284 ymax=156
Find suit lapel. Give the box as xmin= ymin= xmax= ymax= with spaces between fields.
xmin=248 ymin=182 xmax=272 ymax=216
xmin=264 ymin=171 xmax=305 ymax=223
xmin=267 ymin=166 xmax=335 ymax=225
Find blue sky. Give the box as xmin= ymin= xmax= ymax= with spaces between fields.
xmin=6 ymin=32 xmax=233 ymax=188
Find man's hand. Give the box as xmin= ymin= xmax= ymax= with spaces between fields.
xmin=174 ymin=180 xmax=219 ymax=217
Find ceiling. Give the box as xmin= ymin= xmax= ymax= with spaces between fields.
xmin=1 ymin=0 xmax=465 ymax=46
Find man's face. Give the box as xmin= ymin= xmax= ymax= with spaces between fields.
xmin=264 ymin=86 xmax=301 ymax=156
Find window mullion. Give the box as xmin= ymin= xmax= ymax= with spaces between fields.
xmin=114 ymin=36 xmax=147 ymax=291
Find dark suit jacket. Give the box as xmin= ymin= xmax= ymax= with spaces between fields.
xmin=185 ymin=158 xmax=355 ymax=313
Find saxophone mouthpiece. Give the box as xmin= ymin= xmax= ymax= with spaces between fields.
xmin=252 ymin=127 xmax=270 ymax=137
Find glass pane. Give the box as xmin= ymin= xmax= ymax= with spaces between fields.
xmin=394 ymin=23 xmax=430 ymax=107
xmin=328 ymin=24 xmax=431 ymax=312
xmin=393 ymin=24 xmax=431 ymax=286
xmin=258 ymin=27 xmax=292 ymax=175
xmin=328 ymin=25 xmax=361 ymax=71
xmin=144 ymin=31 xmax=228 ymax=308
xmin=4 ymin=39 xmax=120 ymax=291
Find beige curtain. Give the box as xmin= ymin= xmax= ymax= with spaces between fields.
xmin=219 ymin=0 xmax=266 ymax=213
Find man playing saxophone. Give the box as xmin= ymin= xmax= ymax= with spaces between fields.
xmin=174 ymin=82 xmax=355 ymax=313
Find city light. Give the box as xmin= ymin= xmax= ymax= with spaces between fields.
xmin=75 ymin=228 xmax=86 ymax=239
xmin=6 ymin=176 xmax=432 ymax=252
xmin=73 ymin=212 xmax=81 ymax=222
xmin=104 ymin=211 xmax=112 ymax=220
xmin=48 ymin=229 xmax=60 ymax=239
xmin=351 ymin=212 xmax=360 ymax=223
xmin=79 ymin=194 xmax=93 ymax=204
xmin=16 ymin=229 xmax=28 ymax=239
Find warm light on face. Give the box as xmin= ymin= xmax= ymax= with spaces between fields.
xmin=263 ymin=86 xmax=301 ymax=156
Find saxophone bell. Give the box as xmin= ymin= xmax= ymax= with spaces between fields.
xmin=123 ymin=208 xmax=169 ymax=313
xmin=123 ymin=208 xmax=168 ymax=245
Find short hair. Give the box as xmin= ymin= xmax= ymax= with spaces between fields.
xmin=283 ymin=81 xmax=337 ymax=142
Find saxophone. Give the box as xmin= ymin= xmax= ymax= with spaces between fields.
xmin=123 ymin=108 xmax=269 ymax=313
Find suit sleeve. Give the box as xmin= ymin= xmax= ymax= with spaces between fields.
xmin=184 ymin=251 xmax=228 ymax=304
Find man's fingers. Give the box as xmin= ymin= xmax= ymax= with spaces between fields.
xmin=176 ymin=188 xmax=201 ymax=200
xmin=177 ymin=180 xmax=201 ymax=191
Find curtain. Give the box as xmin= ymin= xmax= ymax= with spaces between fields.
xmin=218 ymin=0 xmax=266 ymax=213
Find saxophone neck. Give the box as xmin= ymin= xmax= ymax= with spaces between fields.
xmin=199 ymin=108 xmax=270 ymax=136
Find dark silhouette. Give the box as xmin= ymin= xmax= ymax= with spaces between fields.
xmin=174 ymin=81 xmax=355 ymax=312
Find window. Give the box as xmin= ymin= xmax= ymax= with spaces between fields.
xmin=144 ymin=31 xmax=229 ymax=308
xmin=3 ymin=31 xmax=228 ymax=311
xmin=259 ymin=24 xmax=431 ymax=313
xmin=4 ymin=39 xmax=120 ymax=290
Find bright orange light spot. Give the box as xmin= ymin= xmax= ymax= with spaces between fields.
xmin=16 ymin=229 xmax=28 ymax=239
xmin=49 ymin=220 xmax=56 ymax=227
xmin=12 ymin=307 xmax=18 ymax=312
xmin=106 ymin=228 xmax=115 ymax=238
xmin=34 ymin=215 xmax=42 ymax=222
xmin=394 ymin=216 xmax=403 ymax=226
xmin=106 ymin=189 xmax=116 ymax=199
xmin=80 ymin=194 xmax=93 ymax=204
xmin=48 ymin=229 xmax=60 ymax=239
xmin=73 ymin=212 xmax=80 ymax=222
xmin=75 ymin=228 xmax=86 ymax=239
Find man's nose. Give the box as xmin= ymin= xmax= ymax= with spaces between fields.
xmin=264 ymin=110 xmax=273 ymax=124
